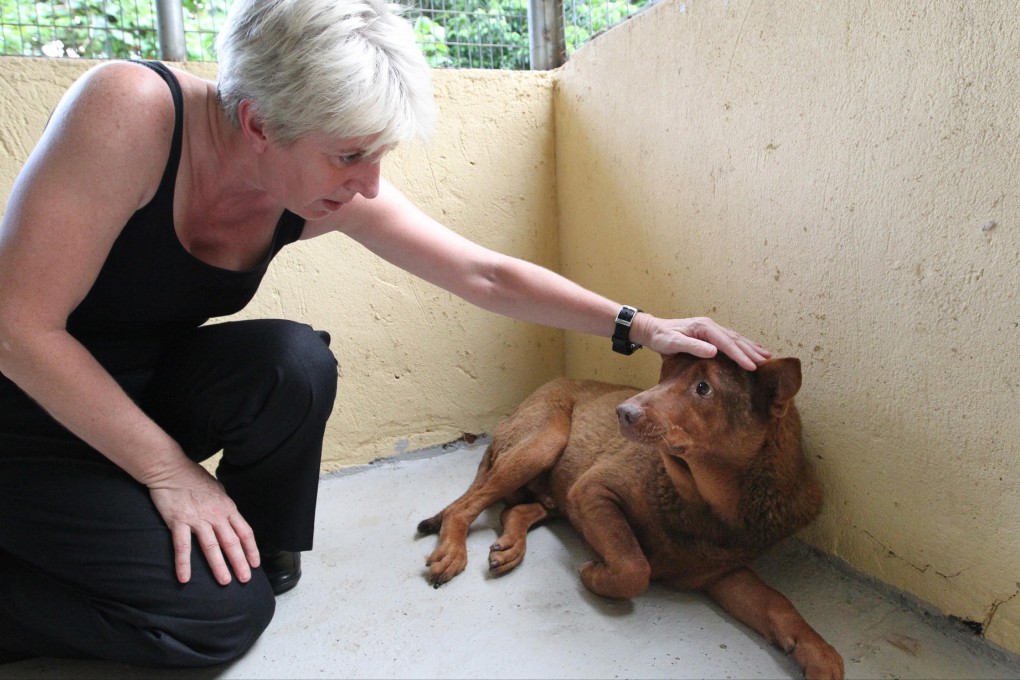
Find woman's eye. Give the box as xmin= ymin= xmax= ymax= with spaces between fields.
xmin=338 ymin=154 xmax=360 ymax=165
xmin=696 ymin=381 xmax=712 ymax=397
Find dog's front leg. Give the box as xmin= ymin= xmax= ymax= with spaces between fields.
xmin=567 ymin=477 xmax=651 ymax=599
xmin=703 ymin=567 xmax=844 ymax=680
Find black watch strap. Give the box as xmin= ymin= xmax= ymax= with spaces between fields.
xmin=612 ymin=305 xmax=643 ymax=355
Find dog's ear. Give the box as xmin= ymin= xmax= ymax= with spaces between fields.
xmin=753 ymin=358 xmax=802 ymax=420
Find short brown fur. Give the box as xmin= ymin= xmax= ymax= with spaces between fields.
xmin=418 ymin=354 xmax=843 ymax=680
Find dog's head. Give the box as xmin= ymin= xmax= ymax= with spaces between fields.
xmin=615 ymin=353 xmax=802 ymax=466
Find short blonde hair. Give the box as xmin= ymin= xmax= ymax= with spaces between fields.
xmin=215 ymin=0 xmax=436 ymax=150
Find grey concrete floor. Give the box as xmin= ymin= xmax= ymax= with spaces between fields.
xmin=3 ymin=438 xmax=1020 ymax=679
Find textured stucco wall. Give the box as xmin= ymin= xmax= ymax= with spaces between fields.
xmin=0 ymin=60 xmax=563 ymax=470
xmin=555 ymin=0 xmax=1019 ymax=654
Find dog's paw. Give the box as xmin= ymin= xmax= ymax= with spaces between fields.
xmin=425 ymin=543 xmax=468 ymax=587
xmin=796 ymin=640 xmax=844 ymax=680
xmin=426 ymin=567 xmax=460 ymax=588
xmin=487 ymin=538 xmax=526 ymax=575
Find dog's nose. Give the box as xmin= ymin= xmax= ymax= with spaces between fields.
xmin=616 ymin=403 xmax=644 ymax=426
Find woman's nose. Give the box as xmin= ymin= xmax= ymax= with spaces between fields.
xmin=347 ymin=161 xmax=381 ymax=199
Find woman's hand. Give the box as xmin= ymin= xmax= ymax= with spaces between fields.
xmin=632 ymin=314 xmax=772 ymax=370
xmin=147 ymin=461 xmax=261 ymax=586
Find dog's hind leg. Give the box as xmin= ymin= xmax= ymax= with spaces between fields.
xmin=488 ymin=501 xmax=550 ymax=576
xmin=419 ymin=402 xmax=572 ymax=587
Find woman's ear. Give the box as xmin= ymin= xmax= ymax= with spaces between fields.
xmin=237 ymin=99 xmax=269 ymax=152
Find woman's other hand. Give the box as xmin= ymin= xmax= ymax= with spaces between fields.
xmin=147 ymin=461 xmax=261 ymax=586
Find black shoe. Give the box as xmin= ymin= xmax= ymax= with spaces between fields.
xmin=262 ymin=549 xmax=301 ymax=596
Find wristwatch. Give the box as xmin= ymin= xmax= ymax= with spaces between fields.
xmin=612 ymin=305 xmax=643 ymax=355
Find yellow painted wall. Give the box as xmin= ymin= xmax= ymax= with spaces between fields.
xmin=555 ymin=0 xmax=1019 ymax=653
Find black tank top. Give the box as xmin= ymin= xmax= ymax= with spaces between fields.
xmin=65 ymin=61 xmax=306 ymax=373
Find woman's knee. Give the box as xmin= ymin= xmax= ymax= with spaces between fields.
xmin=269 ymin=321 xmax=339 ymax=403
xmin=143 ymin=320 xmax=338 ymax=451
xmin=0 ymin=554 xmax=277 ymax=669
xmin=149 ymin=577 xmax=276 ymax=667
xmin=250 ymin=322 xmax=338 ymax=439
xmin=199 ymin=580 xmax=276 ymax=664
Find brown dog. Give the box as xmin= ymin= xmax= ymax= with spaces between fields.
xmin=418 ymin=354 xmax=844 ymax=680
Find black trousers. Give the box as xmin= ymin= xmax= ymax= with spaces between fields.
xmin=0 ymin=319 xmax=338 ymax=667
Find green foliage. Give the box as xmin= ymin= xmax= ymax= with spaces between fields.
xmin=0 ymin=0 xmax=159 ymax=58
xmin=0 ymin=0 xmax=648 ymax=67
xmin=413 ymin=0 xmax=529 ymax=69
xmin=180 ymin=0 xmax=230 ymax=61
xmin=0 ymin=0 xmax=224 ymax=59
xmin=563 ymin=0 xmax=643 ymax=56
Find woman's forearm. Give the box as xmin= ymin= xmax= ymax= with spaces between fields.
xmin=0 ymin=327 xmax=190 ymax=485
xmin=456 ymin=252 xmax=627 ymax=339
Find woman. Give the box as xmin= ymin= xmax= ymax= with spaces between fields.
xmin=0 ymin=0 xmax=770 ymax=668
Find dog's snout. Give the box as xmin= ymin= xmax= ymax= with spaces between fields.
xmin=616 ymin=402 xmax=644 ymax=426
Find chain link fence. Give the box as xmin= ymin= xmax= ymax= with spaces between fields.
xmin=0 ymin=0 xmax=651 ymax=67
xmin=0 ymin=0 xmax=223 ymax=60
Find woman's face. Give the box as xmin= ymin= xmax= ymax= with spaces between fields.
xmin=255 ymin=130 xmax=391 ymax=221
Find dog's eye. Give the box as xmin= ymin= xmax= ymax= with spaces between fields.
xmin=696 ymin=381 xmax=712 ymax=397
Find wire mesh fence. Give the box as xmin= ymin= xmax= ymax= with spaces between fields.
xmin=412 ymin=0 xmax=530 ymax=70
xmin=0 ymin=0 xmax=651 ymax=66
xmin=563 ymin=0 xmax=648 ymax=53
xmin=0 ymin=0 xmax=225 ymax=59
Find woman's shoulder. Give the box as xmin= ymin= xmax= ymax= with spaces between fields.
xmin=76 ymin=61 xmax=177 ymax=105
xmin=40 ymin=62 xmax=190 ymax=211
xmin=55 ymin=62 xmax=179 ymax=146
xmin=66 ymin=62 xmax=218 ymax=142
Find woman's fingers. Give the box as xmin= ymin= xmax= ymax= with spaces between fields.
xmin=194 ymin=522 xmax=233 ymax=586
xmin=149 ymin=464 xmax=260 ymax=586
xmin=170 ymin=521 xmax=193 ymax=584
xmin=218 ymin=514 xmax=259 ymax=582
xmin=645 ymin=315 xmax=772 ymax=370
xmin=705 ymin=326 xmax=768 ymax=370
